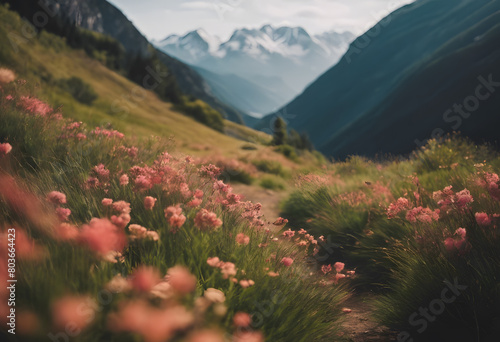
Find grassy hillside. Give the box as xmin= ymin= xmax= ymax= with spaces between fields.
xmin=0 ymin=5 xmax=244 ymax=154
xmin=0 ymin=72 xmax=349 ymax=341
xmin=0 ymin=4 xmax=325 ymax=197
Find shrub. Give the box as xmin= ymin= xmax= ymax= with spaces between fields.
xmin=259 ymin=175 xmax=286 ymax=190
xmin=176 ymin=99 xmax=225 ymax=132
xmin=252 ymin=159 xmax=291 ymax=178
xmin=57 ymin=76 xmax=98 ymax=105
xmin=274 ymin=144 xmax=299 ymax=162
xmin=241 ymin=143 xmax=258 ymax=150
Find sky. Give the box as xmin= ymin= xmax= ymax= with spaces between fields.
xmin=108 ymin=0 xmax=416 ymax=41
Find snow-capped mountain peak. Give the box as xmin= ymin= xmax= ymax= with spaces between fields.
xmin=155 ymin=25 xmax=355 ymax=112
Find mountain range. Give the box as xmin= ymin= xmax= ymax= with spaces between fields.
xmin=156 ymin=26 xmax=354 ymax=116
xmin=259 ymin=0 xmax=500 ymax=157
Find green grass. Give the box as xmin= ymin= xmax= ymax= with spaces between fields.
xmin=0 ymin=69 xmax=349 ymax=341
xmin=259 ymin=176 xmax=287 ymax=191
xmin=280 ymin=135 xmax=500 ymax=340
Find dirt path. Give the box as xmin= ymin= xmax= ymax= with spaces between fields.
xmin=232 ymin=183 xmax=395 ymax=341
xmin=231 ymin=183 xmax=290 ymax=222
xmin=339 ymin=294 xmax=397 ymax=342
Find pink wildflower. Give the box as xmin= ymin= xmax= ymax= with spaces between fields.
xmin=281 ymin=257 xmax=293 ymax=267
xmin=144 ymin=196 xmax=157 ymax=210
xmin=456 ymin=189 xmax=473 ymax=209
xmin=51 ymin=296 xmax=96 ymax=332
xmin=475 ymin=212 xmax=491 ymax=226
xmin=455 ymin=228 xmax=467 ymax=239
xmin=56 ymin=223 xmax=79 ymax=241
xmin=282 ymin=229 xmax=295 ymax=238
xmin=55 ymin=207 xmax=71 ymax=222
xmin=19 ymin=96 xmax=52 ymax=117
xmin=334 ymin=273 xmax=346 ymax=284
xmin=193 ymin=189 xmax=204 ymax=199
xmin=334 ymin=262 xmax=345 ymax=273
xmin=213 ymin=180 xmax=231 ymax=193
xmin=199 ymin=164 xmax=221 ymax=179
xmin=194 ymin=209 xmax=222 ymax=231
xmin=236 ymin=233 xmax=250 ymax=245
xmin=76 ymin=133 xmax=87 ymax=140
xmin=233 ymin=312 xmax=252 ymax=327
xmin=130 ymin=266 xmax=161 ymax=292
xmin=273 ymin=217 xmax=289 ymax=225
xmin=93 ymin=164 xmax=110 ymax=181
xmin=219 ymin=262 xmax=237 ymax=279
xmin=321 ymin=264 xmax=332 ymax=274
xmin=164 ymin=205 xmax=186 ymax=233
xmin=47 ymin=191 xmax=67 ymax=205
xmin=134 ymin=175 xmax=152 ymax=192
xmin=167 ymin=266 xmax=197 ymax=294
xmin=0 ymin=68 xmax=15 ymax=84
xmin=187 ymin=330 xmax=225 ymax=342
xmin=233 ymin=331 xmax=264 ymax=342
xmin=111 ymin=213 xmax=131 ymax=229
xmin=187 ymin=197 xmax=203 ymax=207
xmin=79 ymin=218 xmax=127 ymax=256
xmin=387 ymin=197 xmax=410 ymax=218
xmin=0 ymin=143 xmax=12 ymax=156
xmin=405 ymin=206 xmax=439 ymax=223
xmin=102 ymin=198 xmax=113 ymax=206
xmin=207 ymin=257 xmax=221 ymax=267
xmin=180 ymin=182 xmax=191 ymax=198
xmin=239 ymin=279 xmax=254 ymax=288
xmin=119 ymin=174 xmax=129 ymax=186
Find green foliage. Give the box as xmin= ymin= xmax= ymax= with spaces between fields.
xmin=252 ymin=159 xmax=291 ymax=178
xmin=274 ymin=144 xmax=299 ymax=162
xmin=127 ymin=51 xmax=183 ymax=104
xmin=288 ymin=129 xmax=314 ymax=151
xmin=57 ymin=76 xmax=98 ymax=105
xmin=176 ymin=99 xmax=225 ymax=132
xmin=272 ymin=117 xmax=287 ymax=146
xmin=0 ymin=84 xmax=348 ymax=342
xmin=282 ymin=136 xmax=500 ymax=339
xmin=259 ymin=175 xmax=287 ymax=191
xmin=240 ymin=143 xmax=258 ymax=150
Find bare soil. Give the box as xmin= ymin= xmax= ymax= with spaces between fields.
xmin=339 ymin=294 xmax=397 ymax=342
xmin=231 ymin=183 xmax=290 ymax=223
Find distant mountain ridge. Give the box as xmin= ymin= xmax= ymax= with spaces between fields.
xmin=156 ymin=26 xmax=354 ymax=116
xmin=259 ymin=0 xmax=500 ymax=157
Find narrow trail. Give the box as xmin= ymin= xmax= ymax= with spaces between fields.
xmin=232 ymin=183 xmax=396 ymax=341
xmin=231 ymin=183 xmax=290 ymax=222
xmin=339 ymin=294 xmax=397 ymax=342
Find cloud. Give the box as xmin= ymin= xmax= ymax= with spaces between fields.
xmin=109 ymin=0 xmax=415 ymax=40
xmin=179 ymin=1 xmax=214 ymax=10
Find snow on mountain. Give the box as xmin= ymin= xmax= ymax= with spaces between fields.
xmin=155 ymin=25 xmax=355 ymax=116
xmin=157 ymin=25 xmax=354 ymax=68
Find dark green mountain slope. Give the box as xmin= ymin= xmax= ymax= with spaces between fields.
xmin=260 ymin=0 xmax=500 ymax=157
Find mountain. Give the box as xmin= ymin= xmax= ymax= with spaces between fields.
xmin=156 ymin=26 xmax=354 ymax=116
xmin=260 ymin=0 xmax=500 ymax=158
xmin=1 ymin=0 xmax=251 ymax=125
xmin=193 ymin=67 xmax=296 ymax=117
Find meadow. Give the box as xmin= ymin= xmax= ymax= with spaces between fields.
xmin=1 ymin=4 xmax=500 ymax=340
